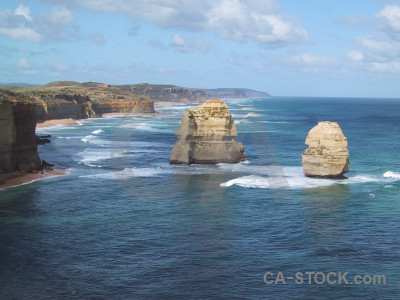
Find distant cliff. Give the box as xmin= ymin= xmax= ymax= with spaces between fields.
xmin=3 ymin=82 xmax=156 ymax=122
xmin=117 ymin=83 xmax=270 ymax=102
xmin=1 ymin=81 xmax=269 ymax=122
xmin=0 ymin=91 xmax=41 ymax=175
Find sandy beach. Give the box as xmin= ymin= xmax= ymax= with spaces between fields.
xmin=0 ymin=169 xmax=67 ymax=190
xmin=36 ymin=118 xmax=79 ymax=128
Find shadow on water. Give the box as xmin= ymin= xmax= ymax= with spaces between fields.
xmin=302 ymin=183 xmax=352 ymax=202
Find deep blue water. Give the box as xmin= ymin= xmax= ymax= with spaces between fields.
xmin=1 ymin=97 xmax=400 ymax=299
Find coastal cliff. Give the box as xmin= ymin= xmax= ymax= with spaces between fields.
xmin=5 ymin=82 xmax=156 ymax=122
xmin=93 ymin=100 xmax=155 ymax=114
xmin=119 ymin=83 xmax=269 ymax=103
xmin=0 ymin=91 xmax=41 ymax=174
xmin=170 ymin=99 xmax=246 ymax=164
xmin=302 ymin=121 xmax=350 ymax=178
xmin=2 ymin=81 xmax=270 ymax=108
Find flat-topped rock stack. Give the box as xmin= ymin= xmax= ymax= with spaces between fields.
xmin=170 ymin=99 xmax=246 ymax=164
xmin=302 ymin=121 xmax=350 ymax=178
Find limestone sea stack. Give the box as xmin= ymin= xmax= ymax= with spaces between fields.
xmin=302 ymin=121 xmax=350 ymax=178
xmin=170 ymin=99 xmax=246 ymax=164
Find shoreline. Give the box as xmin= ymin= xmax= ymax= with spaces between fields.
xmin=155 ymin=101 xmax=200 ymax=106
xmin=0 ymin=169 xmax=68 ymax=191
xmin=36 ymin=118 xmax=79 ymax=128
xmin=101 ymin=112 xmax=160 ymax=117
xmin=36 ymin=111 xmax=165 ymax=129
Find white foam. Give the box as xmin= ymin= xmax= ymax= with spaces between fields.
xmin=80 ymin=135 xmax=129 ymax=147
xmin=74 ymin=148 xmax=127 ymax=167
xmin=81 ymin=135 xmax=94 ymax=143
xmin=259 ymin=121 xmax=290 ymax=124
xmin=91 ymin=129 xmax=103 ymax=135
xmin=383 ymin=171 xmax=400 ymax=179
xmin=80 ymin=167 xmax=168 ymax=179
xmin=244 ymin=113 xmax=261 ymax=118
xmin=234 ymin=119 xmax=251 ymax=125
xmin=220 ymin=166 xmax=385 ymax=189
xmin=58 ymin=136 xmax=80 ymax=139
xmin=240 ymin=107 xmax=257 ymax=111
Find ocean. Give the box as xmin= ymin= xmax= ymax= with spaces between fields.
xmin=1 ymin=97 xmax=400 ymax=299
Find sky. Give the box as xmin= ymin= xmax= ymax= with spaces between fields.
xmin=1 ymin=0 xmax=400 ymax=97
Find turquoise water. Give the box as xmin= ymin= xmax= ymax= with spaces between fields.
xmin=1 ymin=97 xmax=400 ymax=299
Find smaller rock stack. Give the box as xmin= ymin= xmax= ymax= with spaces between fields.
xmin=302 ymin=121 xmax=350 ymax=178
xmin=170 ymin=99 xmax=246 ymax=164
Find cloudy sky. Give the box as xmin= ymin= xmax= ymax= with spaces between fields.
xmin=1 ymin=0 xmax=400 ymax=97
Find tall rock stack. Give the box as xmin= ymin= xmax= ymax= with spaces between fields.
xmin=302 ymin=121 xmax=350 ymax=178
xmin=0 ymin=92 xmax=42 ymax=174
xmin=170 ymin=99 xmax=246 ymax=164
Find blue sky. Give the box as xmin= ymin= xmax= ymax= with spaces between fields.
xmin=1 ymin=0 xmax=400 ymax=97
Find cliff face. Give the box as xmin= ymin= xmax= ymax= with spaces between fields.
xmin=32 ymin=93 xmax=155 ymax=122
xmin=119 ymin=84 xmax=269 ymax=102
xmin=0 ymin=93 xmax=41 ymax=174
xmin=170 ymin=99 xmax=246 ymax=164
xmin=36 ymin=102 xmax=96 ymax=121
xmin=93 ymin=100 xmax=155 ymax=114
xmin=302 ymin=121 xmax=350 ymax=178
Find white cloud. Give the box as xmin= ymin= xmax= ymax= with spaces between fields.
xmin=170 ymin=34 xmax=191 ymax=52
xmin=17 ymin=58 xmax=29 ymax=68
xmin=0 ymin=26 xmax=42 ymax=42
xmin=38 ymin=0 xmax=309 ymax=47
xmin=169 ymin=34 xmax=209 ymax=53
xmin=46 ymin=6 xmax=74 ymax=25
xmin=288 ymin=53 xmax=336 ymax=66
xmin=347 ymin=51 xmax=364 ymax=61
xmin=15 ymin=4 xmax=33 ymax=21
xmin=356 ymin=36 xmax=400 ymax=60
xmin=257 ymin=51 xmax=340 ymax=74
xmin=0 ymin=4 xmax=76 ymax=43
xmin=346 ymin=5 xmax=400 ymax=74
xmin=376 ymin=5 xmax=400 ymax=32
xmin=369 ymin=60 xmax=400 ymax=73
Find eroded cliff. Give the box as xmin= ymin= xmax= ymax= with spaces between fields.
xmin=3 ymin=82 xmax=156 ymax=122
xmin=0 ymin=91 xmax=41 ymax=174
xmin=33 ymin=92 xmax=155 ymax=122
xmin=170 ymin=99 xmax=246 ymax=164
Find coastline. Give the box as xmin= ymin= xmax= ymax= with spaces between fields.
xmin=155 ymin=101 xmax=200 ymax=106
xmin=36 ymin=118 xmax=79 ymax=128
xmin=101 ymin=112 xmax=160 ymax=117
xmin=36 ymin=111 xmax=164 ymax=129
xmin=0 ymin=169 xmax=68 ymax=191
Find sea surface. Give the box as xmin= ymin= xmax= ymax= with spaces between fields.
xmin=1 ymin=97 xmax=400 ymax=299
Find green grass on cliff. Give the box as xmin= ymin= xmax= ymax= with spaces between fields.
xmin=0 ymin=81 xmax=270 ymax=104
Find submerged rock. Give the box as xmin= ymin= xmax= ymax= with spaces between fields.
xmin=302 ymin=121 xmax=350 ymax=178
xmin=170 ymin=99 xmax=246 ymax=164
